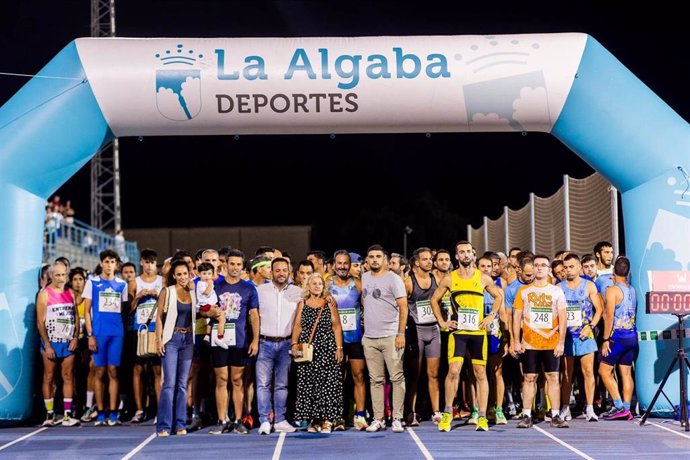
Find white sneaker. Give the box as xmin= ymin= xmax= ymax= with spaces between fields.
xmin=365 ymin=419 xmax=385 ymax=432
xmin=258 ymin=421 xmax=272 ymax=435
xmin=585 ymin=412 xmax=599 ymax=422
xmin=353 ymin=415 xmax=369 ymax=431
xmin=273 ymin=420 xmax=296 ymax=433
xmin=431 ymin=411 xmax=443 ymax=425
xmin=392 ymin=418 xmax=404 ymax=433
xmin=560 ymin=407 xmax=572 ymax=421
xmin=61 ymin=414 xmax=80 ymax=427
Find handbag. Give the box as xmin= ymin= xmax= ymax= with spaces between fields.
xmin=293 ymin=302 xmax=325 ymax=363
xmin=136 ymin=290 xmax=162 ymax=358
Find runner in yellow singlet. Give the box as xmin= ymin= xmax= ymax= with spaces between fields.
xmin=431 ymin=241 xmax=503 ymax=432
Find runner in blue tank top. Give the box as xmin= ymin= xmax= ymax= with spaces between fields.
xmin=559 ymin=254 xmax=603 ymax=422
xmin=327 ymin=250 xmax=367 ymax=431
xmin=599 ymin=256 xmax=637 ymax=421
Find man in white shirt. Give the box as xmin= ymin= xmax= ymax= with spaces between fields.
xmin=255 ymin=258 xmax=302 ymax=435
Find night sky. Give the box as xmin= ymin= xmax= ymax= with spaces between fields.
xmin=2 ymin=1 xmax=687 ymax=255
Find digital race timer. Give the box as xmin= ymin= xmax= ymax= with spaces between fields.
xmin=646 ymin=291 xmax=690 ymax=315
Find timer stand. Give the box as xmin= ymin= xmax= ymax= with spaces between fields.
xmin=640 ymin=314 xmax=689 ymax=431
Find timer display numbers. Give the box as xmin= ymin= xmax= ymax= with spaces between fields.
xmin=646 ymin=291 xmax=690 ymax=315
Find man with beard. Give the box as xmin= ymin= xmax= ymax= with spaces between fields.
xmin=361 ymin=245 xmax=408 ymax=433
xmin=404 ymin=247 xmax=442 ymax=426
xmin=431 ymin=242 xmax=504 ymax=432
xmin=328 ymin=250 xmax=367 ymax=430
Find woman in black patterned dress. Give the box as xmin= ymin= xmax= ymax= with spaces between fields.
xmin=291 ymin=273 xmax=344 ymax=433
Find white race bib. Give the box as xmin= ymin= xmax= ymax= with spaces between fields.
xmin=488 ymin=316 xmax=501 ymax=336
xmin=136 ymin=300 xmax=157 ymax=325
xmin=339 ymin=308 xmax=357 ymax=332
xmin=530 ymin=307 xmax=553 ymax=329
xmin=211 ymin=323 xmax=236 ymax=347
xmin=99 ymin=290 xmax=122 ymax=313
xmin=457 ymin=309 xmax=479 ymax=331
xmin=566 ymin=305 xmax=583 ymax=328
xmin=55 ymin=318 xmax=75 ymax=341
xmin=416 ymin=300 xmax=436 ymax=324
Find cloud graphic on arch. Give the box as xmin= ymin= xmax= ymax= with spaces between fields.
xmin=470 ymin=112 xmax=513 ymax=131
xmin=157 ymin=87 xmax=187 ymax=120
xmin=513 ymin=86 xmax=550 ymax=131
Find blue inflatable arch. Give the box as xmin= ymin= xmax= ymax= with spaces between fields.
xmin=0 ymin=33 xmax=688 ymax=423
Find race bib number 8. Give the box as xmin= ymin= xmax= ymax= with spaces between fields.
xmin=530 ymin=307 xmax=553 ymax=329
xmin=339 ymin=308 xmax=357 ymax=332
xmin=566 ymin=305 xmax=582 ymax=328
xmin=458 ymin=308 xmax=479 ymax=331
xmin=212 ymin=323 xmax=236 ymax=347
xmin=416 ymin=300 xmax=436 ymax=324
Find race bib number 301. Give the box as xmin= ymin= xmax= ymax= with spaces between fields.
xmin=416 ymin=300 xmax=436 ymax=324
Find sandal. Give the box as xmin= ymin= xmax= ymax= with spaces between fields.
xmin=307 ymin=419 xmax=322 ymax=433
xmin=333 ymin=419 xmax=345 ymax=431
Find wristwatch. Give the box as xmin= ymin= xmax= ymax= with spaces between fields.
xmin=87 ymin=332 xmax=94 ymax=338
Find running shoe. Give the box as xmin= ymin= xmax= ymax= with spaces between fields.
xmin=507 ymin=402 xmax=517 ymax=417
xmin=176 ymin=428 xmax=187 ymax=436
xmin=187 ymin=415 xmax=203 ymax=432
xmin=475 ymin=416 xmax=489 ymax=431
xmin=42 ymin=412 xmax=57 ymax=427
xmin=233 ymin=420 xmax=249 ymax=435
xmin=157 ymin=430 xmax=169 ymax=437
xmin=94 ymin=412 xmax=106 ymax=427
xmin=495 ymin=407 xmax=508 ymax=425
xmin=560 ymin=406 xmax=572 ymax=421
xmin=242 ymin=414 xmax=254 ymax=429
xmin=438 ymin=412 xmax=452 ymax=432
xmin=603 ymin=407 xmax=632 ymax=421
xmin=130 ymin=410 xmax=145 ymax=424
xmin=208 ymin=420 xmax=229 ymax=435
xmin=585 ymin=411 xmax=599 ymax=422
xmin=274 ymin=420 xmax=297 ymax=433
xmin=431 ymin=411 xmax=443 ymax=425
xmin=487 ymin=406 xmax=496 ymax=422
xmin=365 ymin=419 xmax=386 ymax=432
xmin=516 ymin=415 xmax=533 ymax=428
xmin=452 ymin=406 xmax=461 ymax=420
xmin=107 ymin=412 xmax=122 ymax=426
xmin=61 ymin=413 xmax=80 ymax=427
xmin=80 ymin=406 xmax=98 ymax=423
xmin=406 ymin=412 xmax=420 ymax=427
xmin=392 ymin=418 xmax=404 ymax=433
xmin=353 ymin=415 xmax=369 ymax=431
xmin=258 ymin=421 xmax=271 ymax=435
xmin=468 ymin=410 xmax=479 ymax=425
xmin=550 ymin=414 xmax=570 ymax=428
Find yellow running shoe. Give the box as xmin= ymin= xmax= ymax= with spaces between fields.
xmin=439 ymin=412 xmax=452 ymax=432
xmin=476 ymin=416 xmax=489 ymax=431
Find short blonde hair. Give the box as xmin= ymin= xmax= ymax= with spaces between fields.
xmin=302 ymin=273 xmax=327 ymax=300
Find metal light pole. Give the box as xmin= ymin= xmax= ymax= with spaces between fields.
xmin=403 ymin=226 xmax=413 ymax=257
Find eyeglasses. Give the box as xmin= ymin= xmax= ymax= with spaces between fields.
xmin=534 ymin=263 xmax=550 ymax=268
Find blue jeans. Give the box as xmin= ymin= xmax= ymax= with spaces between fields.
xmin=256 ymin=339 xmax=291 ymax=423
xmin=157 ymin=332 xmax=193 ymax=432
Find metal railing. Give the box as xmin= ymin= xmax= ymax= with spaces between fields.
xmin=43 ymin=218 xmax=139 ymax=270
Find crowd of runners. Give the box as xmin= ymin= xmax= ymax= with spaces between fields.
xmin=35 ymin=239 xmax=639 ymax=436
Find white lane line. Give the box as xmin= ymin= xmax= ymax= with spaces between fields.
xmin=271 ymin=432 xmax=286 ymax=460
xmin=532 ymin=425 xmax=594 ymax=460
xmin=648 ymin=421 xmax=690 ymax=440
xmin=406 ymin=427 xmax=434 ymax=460
xmin=0 ymin=427 xmax=47 ymax=452
xmin=121 ymin=432 xmax=156 ymax=460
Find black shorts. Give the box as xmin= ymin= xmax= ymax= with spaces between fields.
xmin=344 ymin=341 xmax=365 ymax=360
xmin=448 ymin=333 xmax=487 ymax=365
xmin=523 ymin=349 xmax=560 ymax=374
xmin=211 ymin=346 xmax=249 ymax=368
